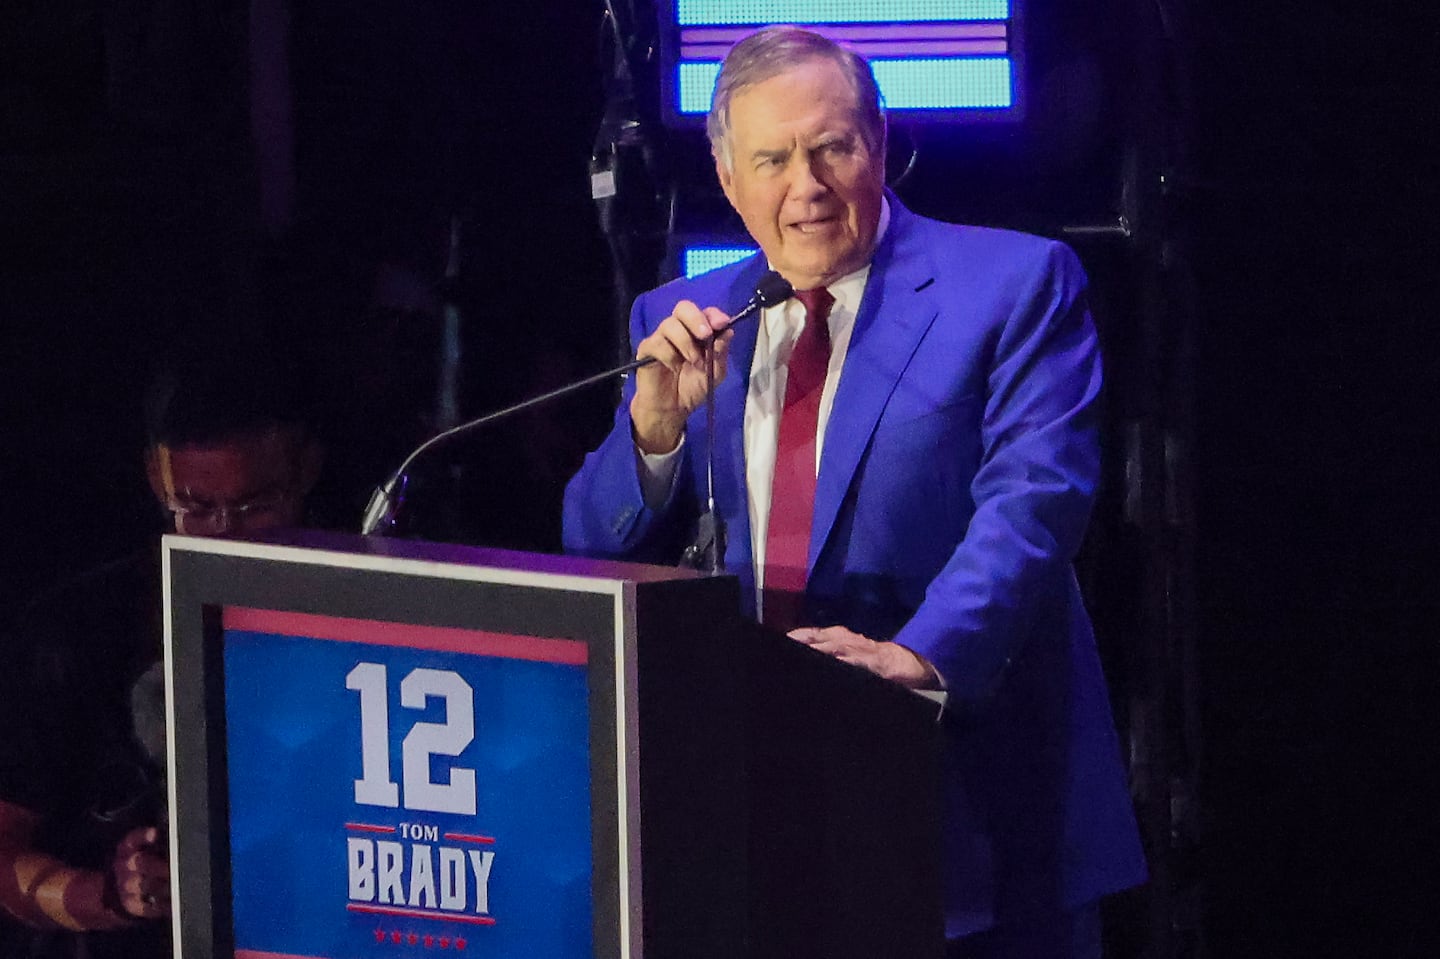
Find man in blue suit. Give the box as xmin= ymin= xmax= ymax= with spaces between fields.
xmin=563 ymin=26 xmax=1145 ymax=957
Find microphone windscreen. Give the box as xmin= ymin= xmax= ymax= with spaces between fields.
xmin=130 ymin=660 xmax=170 ymax=826
xmin=131 ymin=661 xmax=167 ymax=767
xmin=754 ymin=271 xmax=794 ymax=308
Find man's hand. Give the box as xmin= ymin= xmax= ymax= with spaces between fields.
xmin=788 ymin=625 xmax=941 ymax=689
xmin=111 ymin=826 xmax=170 ymax=920
xmin=629 ymin=300 xmax=735 ymax=454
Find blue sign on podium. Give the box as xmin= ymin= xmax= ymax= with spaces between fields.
xmin=222 ymin=608 xmax=593 ymax=959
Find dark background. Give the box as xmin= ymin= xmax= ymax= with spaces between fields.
xmin=2 ymin=2 xmax=1436 ymax=956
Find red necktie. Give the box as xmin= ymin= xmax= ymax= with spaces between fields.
xmin=763 ymin=287 xmax=834 ymax=632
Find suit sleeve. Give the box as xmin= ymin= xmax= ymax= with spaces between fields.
xmin=892 ymin=241 xmax=1103 ymax=706
xmin=561 ymin=289 xmax=698 ymax=563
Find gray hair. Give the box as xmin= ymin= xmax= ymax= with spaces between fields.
xmin=707 ymin=26 xmax=886 ymax=173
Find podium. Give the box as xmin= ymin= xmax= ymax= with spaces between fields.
xmin=164 ymin=531 xmax=942 ymax=959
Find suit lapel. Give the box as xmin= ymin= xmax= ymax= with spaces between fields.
xmin=809 ymin=201 xmax=940 ymax=572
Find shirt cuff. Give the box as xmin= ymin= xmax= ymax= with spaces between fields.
xmin=634 ymin=434 xmax=684 ymax=509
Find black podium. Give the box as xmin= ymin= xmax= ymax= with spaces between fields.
xmin=164 ymin=531 xmax=942 ymax=959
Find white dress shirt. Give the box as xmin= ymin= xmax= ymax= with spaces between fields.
xmin=639 ymin=202 xmax=892 ymax=616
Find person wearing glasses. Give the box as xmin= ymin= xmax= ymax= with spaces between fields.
xmin=0 ymin=356 xmax=321 ymax=959
xmin=144 ymin=379 xmax=319 ymax=538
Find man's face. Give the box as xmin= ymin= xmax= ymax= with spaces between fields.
xmin=146 ymin=427 xmax=315 ymax=536
xmin=716 ymin=57 xmax=885 ymax=291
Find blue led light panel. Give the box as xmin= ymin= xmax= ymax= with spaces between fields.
xmin=684 ymin=246 xmax=759 ymax=278
xmin=677 ymin=2 xmax=1011 ymax=24
xmin=664 ymin=1 xmax=1019 ymax=119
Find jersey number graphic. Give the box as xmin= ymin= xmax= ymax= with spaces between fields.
xmin=346 ymin=663 xmax=477 ymax=815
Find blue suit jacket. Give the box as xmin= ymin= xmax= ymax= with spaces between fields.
xmin=563 ymin=198 xmax=1146 ymax=936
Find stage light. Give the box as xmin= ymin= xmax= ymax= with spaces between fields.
xmin=683 ymin=245 xmax=759 ymax=279
xmin=660 ymin=0 xmax=1022 ymax=124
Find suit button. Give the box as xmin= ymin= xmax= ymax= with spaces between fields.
xmin=610 ymin=505 xmax=637 ymax=534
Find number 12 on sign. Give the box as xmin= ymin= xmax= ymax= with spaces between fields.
xmin=345 ymin=662 xmax=478 ymax=815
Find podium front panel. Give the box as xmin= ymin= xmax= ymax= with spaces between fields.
xmin=163 ymin=535 xmax=659 ymax=959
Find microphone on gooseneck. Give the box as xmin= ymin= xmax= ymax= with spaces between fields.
xmin=361 ymin=271 xmax=795 ymax=537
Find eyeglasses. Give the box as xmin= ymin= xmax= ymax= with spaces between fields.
xmin=164 ymin=489 xmax=294 ymax=534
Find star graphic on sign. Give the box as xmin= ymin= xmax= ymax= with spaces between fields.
xmin=455 ymin=938 xmax=467 ymax=950
xmin=374 ymin=928 xmax=387 ymax=944
xmin=424 ymin=934 xmax=434 ymax=947
xmin=391 ymin=930 xmax=402 ymax=943
xmin=408 ymin=933 xmax=419 ymax=945
xmin=438 ymin=937 xmax=450 ymax=949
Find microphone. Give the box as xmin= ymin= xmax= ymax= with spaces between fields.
xmin=129 ymin=661 xmax=169 ymax=828
xmin=361 ymin=270 xmax=795 ymax=536
xmin=677 ymin=271 xmax=793 ymax=572
xmin=725 ymin=269 xmax=794 ymax=326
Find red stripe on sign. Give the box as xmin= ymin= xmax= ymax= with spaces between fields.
xmin=443 ymin=832 xmax=495 ymax=844
xmin=222 ymin=607 xmax=588 ymax=665
xmin=345 ymin=823 xmax=397 ymax=834
xmin=346 ymin=904 xmax=497 ymax=926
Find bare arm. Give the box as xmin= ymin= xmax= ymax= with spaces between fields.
xmin=0 ymin=799 xmax=166 ymax=931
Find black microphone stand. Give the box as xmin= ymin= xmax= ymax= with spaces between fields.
xmin=361 ymin=272 xmax=794 ymax=542
xmin=360 ymin=355 xmax=648 ymax=536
